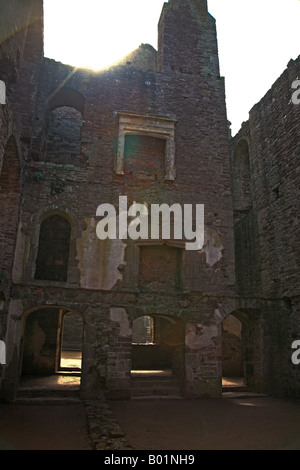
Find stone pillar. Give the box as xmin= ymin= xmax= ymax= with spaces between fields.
xmin=106 ymin=307 xmax=132 ymax=400
xmin=184 ymin=322 xmax=222 ymax=398
xmin=80 ymin=306 xmax=106 ymax=400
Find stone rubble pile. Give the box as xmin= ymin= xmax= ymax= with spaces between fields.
xmin=85 ymin=394 xmax=133 ymax=450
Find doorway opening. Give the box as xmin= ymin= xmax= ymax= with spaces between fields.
xmin=59 ymin=311 xmax=83 ymax=372
xmin=131 ymin=315 xmax=184 ymax=376
xmin=130 ymin=315 xmax=184 ymax=397
xmin=222 ymin=314 xmax=246 ymax=391
xmin=19 ymin=307 xmax=83 ymax=395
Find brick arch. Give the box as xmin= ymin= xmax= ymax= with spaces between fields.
xmin=131 ymin=313 xmax=185 ymax=377
xmin=22 ymin=304 xmax=85 ymax=324
xmin=47 ymin=86 xmax=85 ymax=115
xmin=0 ymin=135 xmax=21 ymax=275
xmin=33 ymin=206 xmax=82 ymax=235
xmin=43 ymin=87 xmax=85 ymax=166
xmin=132 ymin=313 xmax=185 ymax=342
xmin=233 ymin=137 xmax=251 ymax=164
xmin=25 ymin=207 xmax=82 ymax=284
xmin=39 ymin=208 xmax=74 ymax=228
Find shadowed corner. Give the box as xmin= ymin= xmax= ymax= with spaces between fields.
xmin=0 ymin=438 xmax=14 ymax=450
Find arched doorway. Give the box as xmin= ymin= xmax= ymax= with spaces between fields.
xmin=19 ymin=307 xmax=83 ymax=396
xmin=131 ymin=315 xmax=185 ymax=397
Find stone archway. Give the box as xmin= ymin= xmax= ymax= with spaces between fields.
xmin=130 ymin=314 xmax=185 ymax=399
xmin=16 ymin=306 xmax=85 ymax=400
xmin=21 ymin=306 xmax=84 ymax=376
xmin=131 ymin=314 xmax=185 ymax=377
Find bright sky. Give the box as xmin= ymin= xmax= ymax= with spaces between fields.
xmin=43 ymin=0 xmax=300 ymax=135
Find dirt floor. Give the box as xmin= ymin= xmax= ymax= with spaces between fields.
xmin=0 ymin=395 xmax=300 ymax=450
xmin=110 ymin=396 xmax=300 ymax=450
xmin=0 ymin=403 xmax=93 ymax=450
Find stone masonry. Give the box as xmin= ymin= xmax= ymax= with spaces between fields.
xmin=0 ymin=0 xmax=299 ymax=402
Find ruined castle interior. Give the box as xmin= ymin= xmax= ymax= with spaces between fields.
xmin=0 ymin=0 xmax=299 ymax=403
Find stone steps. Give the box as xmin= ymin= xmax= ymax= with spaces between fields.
xmin=222 ymin=385 xmax=249 ymax=393
xmin=131 ymin=373 xmax=182 ymax=399
xmin=17 ymin=386 xmax=80 ymax=397
xmin=15 ymin=382 xmax=81 ymax=405
xmin=14 ymin=396 xmax=82 ymax=405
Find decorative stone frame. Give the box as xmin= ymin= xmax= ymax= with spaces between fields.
xmin=115 ymin=112 xmax=177 ymax=181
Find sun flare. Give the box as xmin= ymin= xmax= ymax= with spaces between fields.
xmin=43 ymin=0 xmax=164 ymax=71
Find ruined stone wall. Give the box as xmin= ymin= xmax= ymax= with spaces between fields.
xmin=231 ymin=56 xmax=300 ymax=397
xmin=158 ymin=0 xmax=218 ymax=76
xmin=0 ymin=0 xmax=43 ymax=346
xmin=0 ymin=0 xmax=40 ymax=162
xmin=0 ymin=0 xmax=238 ymax=401
xmin=1 ymin=0 xmax=298 ymax=402
xmin=2 ymin=0 xmax=234 ymax=400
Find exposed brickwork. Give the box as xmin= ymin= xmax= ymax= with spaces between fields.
xmin=138 ymin=245 xmax=181 ymax=291
xmin=0 ymin=0 xmax=299 ymax=403
xmin=230 ymin=56 xmax=300 ymax=397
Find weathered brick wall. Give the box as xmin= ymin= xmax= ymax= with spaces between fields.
xmin=0 ymin=0 xmax=39 ymax=160
xmin=0 ymin=0 xmax=44 ymax=395
xmin=231 ymin=56 xmax=300 ymax=397
xmin=138 ymin=245 xmax=181 ymax=292
xmin=61 ymin=312 xmax=83 ymax=351
xmin=0 ymin=0 xmax=295 ymax=402
xmin=124 ymin=135 xmax=166 ymax=181
xmin=15 ymin=9 xmax=234 ymax=298
xmin=118 ymin=44 xmax=157 ymax=73
xmin=158 ymin=0 xmax=218 ymax=76
xmin=1 ymin=0 xmax=237 ymax=400
xmin=248 ymin=58 xmax=300 ymax=302
xmin=0 ymin=0 xmax=34 ymax=83
xmin=0 ymin=0 xmax=43 ymax=283
xmin=45 ymin=106 xmax=83 ymax=165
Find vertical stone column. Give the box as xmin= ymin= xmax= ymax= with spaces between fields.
xmin=106 ymin=307 xmax=132 ymax=399
xmin=80 ymin=305 xmax=108 ymax=400
xmin=184 ymin=322 xmax=222 ymax=398
xmin=165 ymin=133 xmax=176 ymax=181
xmin=115 ymin=132 xmax=125 ymax=175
